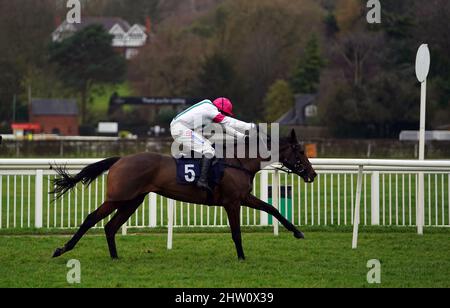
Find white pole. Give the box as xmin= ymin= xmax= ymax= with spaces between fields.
xmin=167 ymin=199 xmax=174 ymax=250
xmin=272 ymin=171 xmax=280 ymax=236
xmin=415 ymin=44 xmax=430 ymax=235
xmin=352 ymin=166 xmax=364 ymax=249
xmin=419 ymin=80 xmax=427 ymax=161
xmin=417 ymin=80 xmax=427 ymax=235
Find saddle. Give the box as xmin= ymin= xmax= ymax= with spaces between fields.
xmin=175 ymin=157 xmax=226 ymax=189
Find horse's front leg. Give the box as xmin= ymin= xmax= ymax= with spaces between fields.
xmin=244 ymin=194 xmax=305 ymax=239
xmin=224 ymin=204 xmax=245 ymax=261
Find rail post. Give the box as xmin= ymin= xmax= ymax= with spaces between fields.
xmin=167 ymin=199 xmax=174 ymax=250
xmin=417 ymin=173 xmax=425 ymax=234
xmin=149 ymin=193 xmax=157 ymax=227
xmin=371 ymin=171 xmax=380 ymax=225
xmin=35 ymin=170 xmax=43 ymax=228
xmin=121 ymin=222 xmax=127 ymax=236
xmin=260 ymin=170 xmax=269 ymax=226
xmin=352 ymin=166 xmax=364 ymax=249
xmin=272 ymin=170 xmax=280 ymax=236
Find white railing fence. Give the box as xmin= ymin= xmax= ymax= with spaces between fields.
xmin=0 ymin=159 xmax=449 ymax=235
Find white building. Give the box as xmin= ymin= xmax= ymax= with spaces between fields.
xmin=52 ymin=17 xmax=149 ymax=60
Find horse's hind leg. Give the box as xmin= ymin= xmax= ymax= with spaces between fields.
xmin=104 ymin=195 xmax=146 ymax=259
xmin=53 ymin=202 xmax=118 ymax=258
xmin=224 ymin=204 xmax=245 ymax=261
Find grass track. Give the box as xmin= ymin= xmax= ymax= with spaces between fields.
xmin=0 ymin=229 xmax=449 ymax=288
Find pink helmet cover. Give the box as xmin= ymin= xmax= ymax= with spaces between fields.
xmin=213 ymin=97 xmax=234 ymax=117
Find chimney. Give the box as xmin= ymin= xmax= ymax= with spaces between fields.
xmin=146 ymin=16 xmax=152 ymax=34
xmin=55 ymin=15 xmax=62 ymax=28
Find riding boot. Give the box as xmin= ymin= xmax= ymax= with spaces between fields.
xmin=197 ymin=157 xmax=213 ymax=193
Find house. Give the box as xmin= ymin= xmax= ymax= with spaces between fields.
xmin=30 ymin=99 xmax=79 ymax=136
xmin=276 ymin=94 xmax=328 ymax=139
xmin=277 ymin=94 xmax=318 ymax=126
xmin=52 ymin=17 xmax=150 ymax=60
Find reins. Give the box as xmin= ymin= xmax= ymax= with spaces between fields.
xmin=222 ymin=159 xmax=254 ymax=177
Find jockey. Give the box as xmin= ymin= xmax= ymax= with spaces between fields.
xmin=170 ymin=98 xmax=254 ymax=193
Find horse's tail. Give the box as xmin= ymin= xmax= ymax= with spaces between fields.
xmin=51 ymin=157 xmax=121 ymax=199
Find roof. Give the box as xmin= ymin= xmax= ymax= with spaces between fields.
xmin=436 ymin=124 xmax=450 ymax=130
xmin=31 ymin=99 xmax=78 ymax=116
xmin=71 ymin=17 xmax=132 ymax=32
xmin=399 ymin=131 xmax=450 ymax=141
xmin=277 ymin=94 xmax=317 ymax=126
xmin=11 ymin=123 xmax=41 ymax=131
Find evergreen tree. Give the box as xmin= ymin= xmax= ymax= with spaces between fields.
xmin=324 ymin=12 xmax=340 ymax=37
xmin=49 ymin=25 xmax=126 ymax=124
xmin=290 ymin=35 xmax=325 ymax=94
xmin=193 ymin=52 xmax=236 ymax=99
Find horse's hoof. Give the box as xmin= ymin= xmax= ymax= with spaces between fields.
xmin=52 ymin=248 xmax=64 ymax=258
xmin=294 ymin=231 xmax=305 ymax=239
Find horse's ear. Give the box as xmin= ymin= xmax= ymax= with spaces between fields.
xmin=290 ymin=129 xmax=298 ymax=144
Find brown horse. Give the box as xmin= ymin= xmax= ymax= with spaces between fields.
xmin=52 ymin=129 xmax=317 ymax=260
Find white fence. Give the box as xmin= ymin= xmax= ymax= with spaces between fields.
xmin=0 ymin=159 xmax=449 ymax=232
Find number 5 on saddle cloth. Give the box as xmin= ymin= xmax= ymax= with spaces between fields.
xmin=175 ymin=157 xmax=226 ymax=189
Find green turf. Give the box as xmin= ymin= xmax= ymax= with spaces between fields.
xmin=0 ymin=230 xmax=449 ymax=288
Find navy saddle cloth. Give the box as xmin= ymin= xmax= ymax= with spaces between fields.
xmin=175 ymin=158 xmax=225 ymax=189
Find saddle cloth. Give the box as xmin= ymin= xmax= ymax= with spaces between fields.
xmin=175 ymin=157 xmax=225 ymax=189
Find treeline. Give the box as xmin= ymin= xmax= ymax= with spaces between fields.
xmin=0 ymin=0 xmax=449 ymax=138
xmin=318 ymin=0 xmax=450 ymax=137
xmin=128 ymin=0 xmax=450 ymax=137
xmin=0 ymin=0 xmax=222 ymax=128
xmin=129 ymin=0 xmax=325 ymax=122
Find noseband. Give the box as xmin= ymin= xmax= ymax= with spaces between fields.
xmin=278 ymin=145 xmax=307 ymax=177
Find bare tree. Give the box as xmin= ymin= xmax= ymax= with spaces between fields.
xmin=333 ymin=31 xmax=384 ymax=86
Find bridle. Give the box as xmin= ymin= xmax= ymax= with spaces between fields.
xmin=220 ymin=137 xmax=309 ymax=179
xmin=277 ymin=144 xmax=308 ymax=178
xmin=223 ymin=144 xmax=309 ymax=179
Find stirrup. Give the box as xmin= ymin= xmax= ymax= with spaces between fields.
xmin=197 ymin=180 xmax=213 ymax=193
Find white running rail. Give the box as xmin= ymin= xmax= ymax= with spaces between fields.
xmin=1 ymin=158 xmax=449 ymax=246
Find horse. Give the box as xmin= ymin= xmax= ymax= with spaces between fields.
xmin=51 ymin=129 xmax=317 ymax=260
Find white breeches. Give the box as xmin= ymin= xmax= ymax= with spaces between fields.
xmin=170 ymin=122 xmax=215 ymax=158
